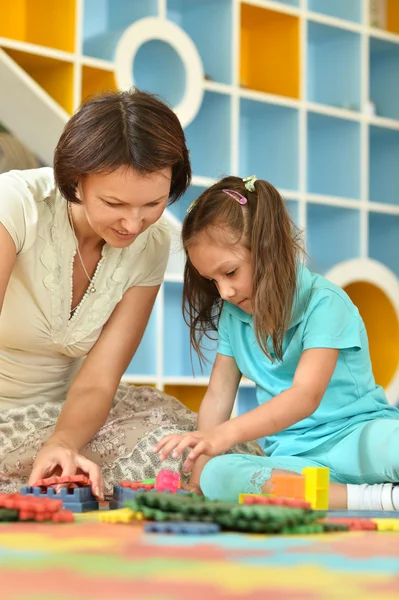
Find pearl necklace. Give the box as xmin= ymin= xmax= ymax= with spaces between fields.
xmin=67 ymin=202 xmax=96 ymax=294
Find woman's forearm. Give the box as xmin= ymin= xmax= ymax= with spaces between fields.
xmin=46 ymin=387 xmax=114 ymax=451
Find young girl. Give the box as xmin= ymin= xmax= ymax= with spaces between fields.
xmin=155 ymin=175 xmax=399 ymax=510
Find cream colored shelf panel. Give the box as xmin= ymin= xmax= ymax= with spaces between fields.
xmin=0 ymin=48 xmax=68 ymax=165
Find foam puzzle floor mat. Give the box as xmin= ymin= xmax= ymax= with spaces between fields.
xmin=1 ymin=521 xmax=399 ymax=599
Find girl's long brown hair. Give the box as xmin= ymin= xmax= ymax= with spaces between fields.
xmin=182 ymin=176 xmax=305 ymax=365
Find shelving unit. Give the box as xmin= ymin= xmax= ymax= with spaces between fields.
xmin=2 ymin=0 xmax=399 ymax=407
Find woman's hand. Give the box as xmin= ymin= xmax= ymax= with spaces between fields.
xmin=28 ymin=441 xmax=104 ymax=500
xmin=153 ymin=427 xmax=233 ymax=472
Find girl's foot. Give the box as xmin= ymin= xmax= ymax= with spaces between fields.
xmin=347 ymin=483 xmax=398 ymax=511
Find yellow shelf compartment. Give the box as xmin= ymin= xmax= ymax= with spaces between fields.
xmin=0 ymin=0 xmax=76 ymax=53
xmin=344 ymin=281 xmax=399 ymax=389
xmin=240 ymin=3 xmax=300 ymax=99
xmin=3 ymin=48 xmax=74 ymax=113
xmin=386 ymin=0 xmax=399 ymax=35
xmin=82 ymin=65 xmax=117 ymax=104
xmin=164 ymin=385 xmax=206 ymax=414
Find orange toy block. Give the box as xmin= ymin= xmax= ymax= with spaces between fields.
xmin=270 ymin=474 xmax=306 ymax=500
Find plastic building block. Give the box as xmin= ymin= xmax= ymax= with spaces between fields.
xmin=20 ymin=485 xmax=98 ymax=513
xmin=145 ymin=521 xmax=220 ymax=534
xmin=302 ymin=467 xmax=329 ymax=510
xmin=326 ymin=517 xmax=377 ymax=531
xmin=0 ymin=508 xmax=19 ymax=521
xmin=155 ymin=470 xmax=181 ymax=492
xmin=238 ymin=493 xmax=269 ymax=504
xmin=0 ymin=492 xmax=66 ymax=522
xmin=271 ymin=474 xmax=306 ymax=501
xmin=120 ymin=481 xmax=155 ymax=491
xmin=281 ymin=523 xmax=324 ymax=534
xmin=142 ymin=478 xmax=156 ymax=484
xmin=99 ymin=507 xmax=143 ymax=523
xmin=132 ymin=491 xmax=328 ymax=534
xmin=241 ymin=494 xmax=311 ymax=510
xmin=33 ymin=475 xmax=92 ymax=489
xmin=322 ymin=521 xmax=349 ymax=532
xmin=51 ymin=510 xmax=74 ymax=523
xmin=372 ymin=518 xmax=399 ymax=532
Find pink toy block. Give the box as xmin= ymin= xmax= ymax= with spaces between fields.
xmin=155 ymin=469 xmax=180 ymax=492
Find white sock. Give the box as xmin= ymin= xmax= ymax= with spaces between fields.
xmin=347 ymin=483 xmax=397 ymax=511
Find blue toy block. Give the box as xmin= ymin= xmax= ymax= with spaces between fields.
xmin=145 ymin=521 xmax=221 ymax=534
xmin=20 ymin=485 xmax=98 ymax=513
xmin=327 ymin=509 xmax=399 ymax=519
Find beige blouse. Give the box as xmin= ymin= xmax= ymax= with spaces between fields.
xmin=0 ymin=168 xmax=170 ymax=410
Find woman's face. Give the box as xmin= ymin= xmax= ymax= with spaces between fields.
xmin=76 ymin=166 xmax=172 ymax=247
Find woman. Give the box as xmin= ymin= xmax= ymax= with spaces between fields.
xmin=0 ymin=89 xmax=259 ymax=499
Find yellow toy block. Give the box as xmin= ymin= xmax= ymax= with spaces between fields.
xmin=238 ymin=493 xmax=269 ymax=504
xmin=372 ymin=518 xmax=399 ymax=532
xmin=302 ymin=467 xmax=329 ymax=510
xmin=99 ymin=507 xmax=143 ymax=524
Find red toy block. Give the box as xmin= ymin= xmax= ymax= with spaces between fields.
xmin=243 ymin=495 xmax=311 ymax=510
xmin=326 ymin=517 xmax=377 ymax=531
xmin=120 ymin=481 xmax=155 ymax=491
xmin=52 ymin=510 xmax=74 ymax=523
xmin=155 ymin=470 xmax=180 ymax=493
xmin=33 ymin=475 xmax=92 ymax=489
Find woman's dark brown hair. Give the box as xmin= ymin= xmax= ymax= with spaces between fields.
xmin=54 ymin=89 xmax=191 ymax=204
xmin=182 ymin=176 xmax=305 ymax=365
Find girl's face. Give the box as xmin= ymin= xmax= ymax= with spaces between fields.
xmin=188 ymin=230 xmax=253 ymax=313
xmin=76 ymin=166 xmax=171 ymax=247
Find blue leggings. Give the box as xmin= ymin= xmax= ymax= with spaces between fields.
xmin=200 ymin=418 xmax=399 ymax=502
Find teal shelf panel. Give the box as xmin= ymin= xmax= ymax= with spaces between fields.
xmin=369 ymin=125 xmax=399 ymax=205
xmin=168 ymin=185 xmax=206 ymax=222
xmin=369 ymin=213 xmax=399 ymax=278
xmin=308 ymin=0 xmax=362 ymax=23
xmin=167 ymin=0 xmax=233 ymax=85
xmin=306 ymin=204 xmax=360 ymax=273
xmin=307 ymin=21 xmax=361 ymax=111
xmin=163 ymin=282 xmax=217 ymax=377
xmin=83 ymin=0 xmax=158 ymax=61
xmin=285 ymin=198 xmax=299 ymax=226
xmin=134 ymin=40 xmax=186 ymax=107
xmin=239 ymin=99 xmax=299 ymax=191
xmin=307 ymin=112 xmax=361 ymax=198
xmin=184 ymin=91 xmax=231 ymax=179
xmin=370 ymin=37 xmax=399 ymax=121
xmin=125 ymin=304 xmax=158 ymax=377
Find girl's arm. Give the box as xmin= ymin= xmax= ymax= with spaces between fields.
xmin=29 ymin=284 xmax=161 ymax=495
xmin=154 ymin=353 xmax=240 ymax=483
xmin=156 ymin=347 xmax=339 ymax=470
xmin=182 ymin=354 xmax=241 ymax=488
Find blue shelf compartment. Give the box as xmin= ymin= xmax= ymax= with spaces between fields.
xmin=82 ymin=0 xmax=158 ymax=61
xmin=125 ymin=300 xmax=158 ymax=378
xmin=369 ymin=124 xmax=399 ymax=206
xmin=239 ymin=97 xmax=299 ymax=192
xmin=369 ymin=211 xmax=399 ymax=278
xmin=307 ymin=0 xmax=362 ymax=24
xmin=369 ymin=36 xmax=399 ymax=121
xmin=306 ymin=202 xmax=361 ymax=274
xmin=163 ymin=281 xmax=217 ymax=378
xmin=184 ymin=91 xmax=232 ymax=179
xmin=307 ymin=20 xmax=361 ymax=111
xmin=167 ymin=0 xmax=233 ymax=85
xmin=307 ymin=111 xmax=361 ymax=199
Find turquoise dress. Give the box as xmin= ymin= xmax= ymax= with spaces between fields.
xmin=201 ymin=266 xmax=399 ymax=501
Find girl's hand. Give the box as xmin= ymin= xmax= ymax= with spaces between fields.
xmin=28 ymin=442 xmax=104 ymax=500
xmin=153 ymin=428 xmax=232 ymax=472
xmin=182 ymin=481 xmax=203 ymax=496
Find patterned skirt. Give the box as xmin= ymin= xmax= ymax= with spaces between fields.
xmin=0 ymin=384 xmax=263 ymax=496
